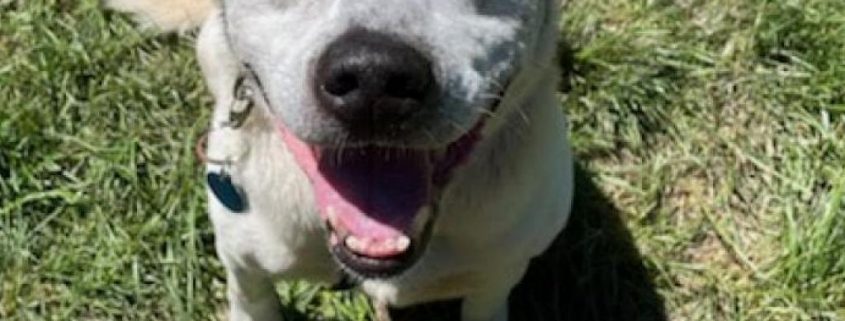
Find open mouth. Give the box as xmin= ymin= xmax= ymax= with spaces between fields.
xmin=279 ymin=120 xmax=485 ymax=278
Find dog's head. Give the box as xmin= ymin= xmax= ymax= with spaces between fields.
xmin=222 ymin=0 xmax=560 ymax=278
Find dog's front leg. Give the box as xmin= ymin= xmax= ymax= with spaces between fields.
xmin=462 ymin=291 xmax=509 ymax=321
xmin=226 ymin=268 xmax=284 ymax=321
xmin=460 ymin=264 xmax=528 ymax=321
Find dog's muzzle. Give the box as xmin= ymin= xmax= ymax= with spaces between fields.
xmin=271 ymin=29 xmax=502 ymax=279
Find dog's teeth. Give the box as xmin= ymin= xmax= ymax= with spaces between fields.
xmin=395 ymin=236 xmax=410 ymax=252
xmin=345 ymin=235 xmax=411 ymax=256
xmin=327 ymin=207 xmax=339 ymax=228
xmin=345 ymin=235 xmax=367 ymax=253
xmin=379 ymin=238 xmax=396 ymax=252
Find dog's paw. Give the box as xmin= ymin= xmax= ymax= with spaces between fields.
xmin=372 ymin=299 xmax=392 ymax=321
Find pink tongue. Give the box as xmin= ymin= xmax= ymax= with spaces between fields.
xmin=280 ymin=128 xmax=431 ymax=243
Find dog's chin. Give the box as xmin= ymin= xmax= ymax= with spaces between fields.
xmin=278 ymin=117 xmax=487 ymax=279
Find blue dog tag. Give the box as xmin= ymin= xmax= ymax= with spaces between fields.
xmin=207 ymin=171 xmax=247 ymax=213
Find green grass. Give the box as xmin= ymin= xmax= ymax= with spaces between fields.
xmin=1 ymin=0 xmax=844 ymax=320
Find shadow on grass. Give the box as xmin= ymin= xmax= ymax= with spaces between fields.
xmin=508 ymin=163 xmax=667 ymax=321
xmin=389 ymin=163 xmax=667 ymax=321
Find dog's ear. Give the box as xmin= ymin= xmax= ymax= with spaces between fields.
xmin=105 ymin=0 xmax=217 ymax=33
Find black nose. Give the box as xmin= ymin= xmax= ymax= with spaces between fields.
xmin=314 ymin=29 xmax=435 ymax=133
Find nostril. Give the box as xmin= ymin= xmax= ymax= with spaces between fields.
xmin=324 ymin=72 xmax=359 ymax=97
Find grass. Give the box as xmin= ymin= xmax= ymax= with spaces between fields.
xmin=1 ymin=0 xmax=844 ymax=320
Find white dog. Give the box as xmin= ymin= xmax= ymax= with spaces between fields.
xmin=109 ymin=0 xmax=573 ymax=320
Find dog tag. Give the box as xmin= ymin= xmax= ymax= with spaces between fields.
xmin=207 ymin=171 xmax=248 ymax=213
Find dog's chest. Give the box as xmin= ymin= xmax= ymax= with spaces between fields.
xmin=208 ymin=129 xmax=337 ymax=280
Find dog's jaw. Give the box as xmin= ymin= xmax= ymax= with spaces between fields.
xmin=278 ymin=116 xmax=487 ymax=278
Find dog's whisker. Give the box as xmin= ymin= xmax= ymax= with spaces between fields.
xmin=514 ymin=104 xmax=531 ymax=126
xmin=478 ymin=92 xmax=504 ymax=99
xmin=434 ymin=107 xmax=475 ymax=134
xmin=486 ymin=77 xmax=509 ymax=92
xmin=481 ymin=84 xmax=532 ymax=126
xmin=473 ymin=107 xmax=499 ymax=118
xmin=446 ymin=117 xmax=473 ymax=134
xmin=333 ymin=135 xmax=350 ymax=165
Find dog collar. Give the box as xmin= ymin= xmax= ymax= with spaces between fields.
xmin=196 ymin=75 xmax=256 ymax=213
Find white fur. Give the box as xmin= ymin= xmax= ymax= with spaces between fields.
xmin=112 ymin=1 xmax=573 ymax=320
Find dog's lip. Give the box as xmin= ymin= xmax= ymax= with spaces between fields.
xmin=325 ymin=211 xmax=431 ymax=278
xmin=325 ymin=207 xmax=412 ymax=259
xmin=329 ymin=232 xmax=417 ymax=278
